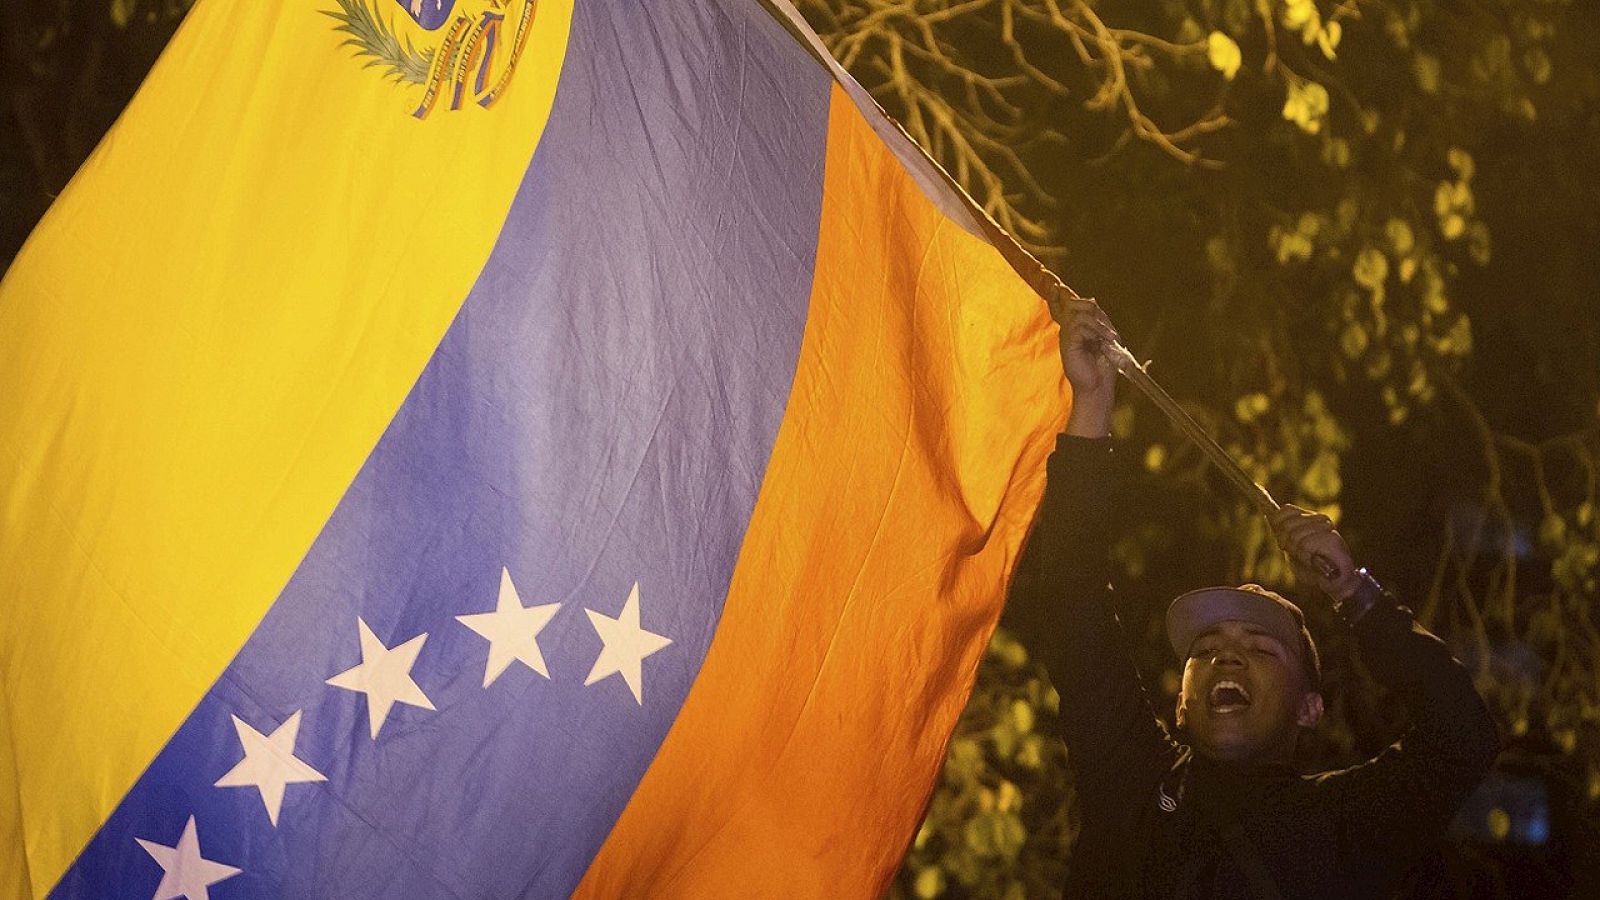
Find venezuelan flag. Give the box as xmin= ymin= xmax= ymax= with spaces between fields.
xmin=0 ymin=0 xmax=1069 ymax=896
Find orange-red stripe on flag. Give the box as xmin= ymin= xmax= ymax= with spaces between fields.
xmin=575 ymin=83 xmax=1069 ymax=897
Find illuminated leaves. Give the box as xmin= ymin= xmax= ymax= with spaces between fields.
xmin=1340 ymin=321 xmax=1368 ymax=359
xmin=1524 ymin=47 xmax=1553 ymax=85
xmin=1467 ymin=222 xmax=1492 ymax=266
xmin=1553 ymin=541 xmax=1599 ymax=597
xmin=1234 ymin=392 xmax=1270 ymax=424
xmin=1281 ymin=80 xmax=1330 ymax=134
xmin=1269 ymin=212 xmax=1322 ymax=265
xmin=1298 ymin=450 xmax=1342 ymax=503
xmin=1385 ymin=219 xmax=1415 ymax=257
xmin=895 ymin=628 xmax=1073 ymax=897
xmin=1434 ymin=153 xmax=1477 ymax=242
xmin=110 ymin=0 xmax=136 ymax=28
xmin=1314 ymin=21 xmax=1342 ymax=61
xmin=1278 ymin=0 xmax=1340 ymax=60
xmin=801 ymin=2 xmax=1600 ymax=892
xmin=1207 ymin=31 xmax=1242 ymax=81
xmin=1144 ymin=443 xmax=1167 ymax=473
xmin=1280 ymin=0 xmax=1315 ymax=31
xmin=1351 ymin=246 xmax=1389 ymax=294
xmin=1414 ymin=53 xmax=1442 ymax=94
xmin=106 ymin=0 xmax=191 ymax=30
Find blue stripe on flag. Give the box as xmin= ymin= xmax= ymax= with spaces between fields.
xmin=51 ymin=1 xmax=830 ymax=896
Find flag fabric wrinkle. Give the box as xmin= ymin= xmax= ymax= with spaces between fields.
xmin=0 ymin=0 xmax=1071 ymax=897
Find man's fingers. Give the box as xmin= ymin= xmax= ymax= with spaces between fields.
xmin=1272 ymin=506 xmax=1333 ymax=535
xmin=1288 ymin=529 xmax=1341 ymax=556
xmin=1064 ymin=298 xmax=1119 ymax=334
xmin=1275 ymin=518 xmax=1342 ymax=565
xmin=1081 ymin=322 xmax=1120 ymax=347
xmin=1270 ymin=504 xmax=1308 ymax=525
xmin=1089 ymin=312 xmax=1120 ymax=340
xmin=1280 ymin=527 xmax=1351 ymax=578
xmin=1278 ymin=512 xmax=1334 ymax=534
xmin=1071 ymin=297 xmax=1108 ymax=316
xmin=1278 ymin=519 xmax=1336 ymax=551
xmin=1065 ymin=314 xmax=1121 ymax=349
xmin=1270 ymin=505 xmax=1361 ymax=590
xmin=1070 ymin=315 xmax=1121 ymax=347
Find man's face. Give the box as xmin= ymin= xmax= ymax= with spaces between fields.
xmin=1175 ymin=620 xmax=1323 ymax=764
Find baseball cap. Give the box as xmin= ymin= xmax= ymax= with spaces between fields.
xmin=1165 ymin=584 xmax=1322 ymax=690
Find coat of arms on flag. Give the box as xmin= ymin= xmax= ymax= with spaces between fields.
xmin=324 ymin=0 xmax=538 ymax=117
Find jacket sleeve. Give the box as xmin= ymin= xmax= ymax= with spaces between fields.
xmin=1003 ymin=435 xmax=1177 ymax=820
xmin=1318 ymin=590 xmax=1501 ymax=871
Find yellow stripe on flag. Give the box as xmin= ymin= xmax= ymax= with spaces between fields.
xmin=0 ymin=2 xmax=573 ymax=895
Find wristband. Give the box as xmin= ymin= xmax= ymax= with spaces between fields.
xmin=1337 ymin=566 xmax=1384 ymax=624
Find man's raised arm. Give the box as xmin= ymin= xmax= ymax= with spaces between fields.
xmin=1004 ymin=298 xmax=1176 ymax=820
xmin=1276 ymin=507 xmax=1501 ymax=874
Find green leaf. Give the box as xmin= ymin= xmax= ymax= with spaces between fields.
xmin=1281 ymin=0 xmax=1316 ymax=30
xmin=1111 ymin=401 xmax=1136 ymax=438
xmin=1014 ymin=734 xmax=1045 ymax=769
xmin=1385 ymin=218 xmax=1415 ymax=256
xmin=1144 ymin=443 xmax=1167 ymax=472
xmin=1525 ymin=48 xmax=1553 ymax=85
xmin=1468 ymin=222 xmax=1492 ymax=265
xmin=1539 ymin=513 xmax=1567 ymax=548
xmin=1207 ymin=31 xmax=1242 ymax=81
xmin=1234 ymin=392 xmax=1270 ymax=423
xmin=963 ymin=815 xmax=997 ymax=855
xmin=1010 ymin=699 xmax=1035 ymax=734
xmin=1298 ymin=450 xmax=1342 ymax=501
xmin=110 ymin=0 xmax=137 ymax=29
xmin=1339 ymin=322 xmax=1368 ymax=359
xmin=1352 ymin=246 xmax=1389 ymax=291
xmin=1281 ymin=81 xmax=1330 ymax=134
xmin=1321 ymin=136 xmax=1351 ymax=169
xmin=1315 ymin=20 xmax=1341 ymax=60
xmin=1413 ymin=53 xmax=1442 ymax=93
xmin=987 ymin=630 xmax=1029 ymax=670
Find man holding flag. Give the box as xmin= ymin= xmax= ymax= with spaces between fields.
xmin=1007 ymin=296 xmax=1501 ymax=898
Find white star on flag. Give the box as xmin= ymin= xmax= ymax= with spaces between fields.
xmin=213 ymin=710 xmax=327 ymax=826
xmin=456 ymin=567 xmax=561 ymax=687
xmin=135 ymin=815 xmax=241 ymax=900
xmin=584 ymin=581 xmax=672 ymax=705
xmin=326 ymin=617 xmax=435 ymax=739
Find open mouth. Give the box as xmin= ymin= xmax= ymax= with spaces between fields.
xmin=1208 ymin=680 xmax=1252 ymax=714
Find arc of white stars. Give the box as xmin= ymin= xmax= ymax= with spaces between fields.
xmin=325 ymin=617 xmax=435 ymax=739
xmin=135 ymin=816 xmax=241 ymax=900
xmin=213 ymin=710 xmax=327 ymax=826
xmin=456 ymin=567 xmax=561 ymax=688
xmin=584 ymin=581 xmax=672 ymax=705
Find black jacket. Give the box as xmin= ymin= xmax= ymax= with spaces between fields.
xmin=1004 ymin=436 xmax=1501 ymax=899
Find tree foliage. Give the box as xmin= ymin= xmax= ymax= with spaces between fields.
xmin=796 ymin=0 xmax=1600 ymax=896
